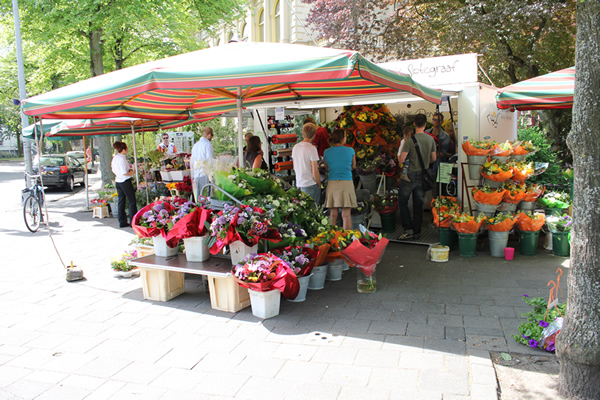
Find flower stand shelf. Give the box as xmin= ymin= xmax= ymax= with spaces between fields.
xmin=92 ymin=205 xmax=109 ymax=219
xmin=129 ymin=254 xmax=250 ymax=312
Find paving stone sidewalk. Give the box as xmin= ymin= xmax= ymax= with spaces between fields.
xmin=0 ymin=168 xmax=569 ymax=400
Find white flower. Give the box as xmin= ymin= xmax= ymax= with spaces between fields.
xmin=272 ymin=200 xmax=280 ymax=207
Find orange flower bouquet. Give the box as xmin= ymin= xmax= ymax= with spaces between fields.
xmin=462 ymin=140 xmax=494 ymax=156
xmin=481 ymin=158 xmax=513 ymax=182
xmin=516 ymin=212 xmax=546 ymax=232
xmin=431 ymin=196 xmax=460 ymax=228
xmin=485 ymin=212 xmax=518 ymax=232
xmin=472 ymin=185 xmax=506 ymax=205
xmin=522 ymin=184 xmax=545 ymax=202
xmin=489 ymin=141 xmax=513 ymax=157
xmin=513 ymin=140 xmax=538 ymax=155
xmin=508 ymin=161 xmax=535 ymax=182
xmin=451 ymin=213 xmax=486 ymax=233
xmin=502 ymin=182 xmax=527 ymax=204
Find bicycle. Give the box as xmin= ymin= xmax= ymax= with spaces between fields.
xmin=23 ymin=172 xmax=45 ymax=232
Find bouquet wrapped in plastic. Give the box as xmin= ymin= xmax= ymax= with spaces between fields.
xmin=537 ymin=191 xmax=571 ymax=210
xmin=502 ymin=182 xmax=526 ymax=204
xmin=165 ymin=197 xmax=213 ymax=247
xmin=232 ymin=253 xmax=299 ymax=299
xmin=472 ymin=185 xmax=506 ymax=205
xmin=484 ymin=212 xmax=517 ymax=232
xmin=516 ymin=212 xmax=546 ymax=231
xmin=339 ymin=227 xmax=389 ymax=278
xmin=132 ymin=198 xmax=179 ymax=238
xmin=431 ymin=196 xmax=460 ymax=228
xmin=450 ymin=213 xmax=486 ymax=233
xmin=489 ymin=140 xmax=513 ymax=157
xmin=523 ymin=183 xmax=545 ymax=202
xmin=481 ymin=158 xmax=513 ymax=182
xmin=512 ymin=140 xmax=538 ymax=156
xmin=508 ymin=161 xmax=535 ymax=182
xmin=462 ymin=140 xmax=494 ymax=156
xmin=272 ymin=245 xmax=319 ymax=277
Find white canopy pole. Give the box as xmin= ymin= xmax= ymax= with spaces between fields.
xmin=130 ymin=123 xmax=140 ymax=187
xmin=82 ymin=136 xmax=89 ymax=209
xmin=237 ymin=87 xmax=244 ymax=167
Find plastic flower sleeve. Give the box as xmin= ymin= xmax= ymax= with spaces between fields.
xmin=341 ymin=237 xmax=389 ymax=277
xmin=165 ymin=208 xmax=213 ymax=248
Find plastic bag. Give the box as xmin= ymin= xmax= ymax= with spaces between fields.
xmin=541 ymin=317 xmax=563 ymax=352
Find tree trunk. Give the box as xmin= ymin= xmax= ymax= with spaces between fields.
xmin=556 ymin=1 xmax=600 ymax=399
xmin=87 ymin=26 xmax=114 ymax=186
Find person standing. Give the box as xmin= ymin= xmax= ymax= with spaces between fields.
xmin=191 ymin=127 xmax=214 ymax=200
xmin=426 ymin=112 xmax=451 ymax=162
xmin=292 ymin=122 xmax=321 ymax=204
xmin=244 ymin=136 xmax=268 ymax=170
xmin=157 ymin=133 xmax=177 ymax=155
xmin=398 ymin=114 xmax=437 ymax=240
xmin=312 ymin=126 xmax=330 ymax=158
xmin=323 ymin=129 xmax=356 ymax=230
xmin=111 ymin=141 xmax=137 ymax=228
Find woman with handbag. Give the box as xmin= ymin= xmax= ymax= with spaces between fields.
xmin=397 ymin=114 xmax=437 ymax=240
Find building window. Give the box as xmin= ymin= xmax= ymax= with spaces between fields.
xmin=242 ymin=22 xmax=249 ymax=42
xmin=274 ymin=0 xmax=281 ymax=42
xmin=258 ymin=8 xmax=265 ymax=42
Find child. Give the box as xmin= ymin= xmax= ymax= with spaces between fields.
xmin=399 ymin=125 xmax=414 ymax=182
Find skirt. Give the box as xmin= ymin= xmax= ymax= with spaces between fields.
xmin=324 ymin=180 xmax=357 ymax=208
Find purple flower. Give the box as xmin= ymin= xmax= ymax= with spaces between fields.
xmin=546 ymin=342 xmax=555 ymax=352
xmin=521 ymin=294 xmax=529 ymax=298
xmin=522 ymin=334 xmax=529 ymax=340
xmin=539 ymin=320 xmax=549 ymax=328
xmin=153 ymin=203 xmax=164 ymax=213
xmin=528 ymin=339 xmax=539 ymax=348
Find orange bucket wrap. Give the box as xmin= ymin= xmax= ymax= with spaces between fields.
xmin=462 ymin=141 xmax=491 ymax=156
xmin=516 ymin=212 xmax=546 ymax=231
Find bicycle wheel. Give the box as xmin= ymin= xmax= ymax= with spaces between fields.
xmin=23 ymin=194 xmax=42 ymax=232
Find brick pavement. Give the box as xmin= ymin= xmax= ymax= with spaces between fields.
xmin=0 ymin=169 xmax=569 ymax=399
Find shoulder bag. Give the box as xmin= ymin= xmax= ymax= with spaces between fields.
xmin=411 ymin=136 xmax=436 ymax=192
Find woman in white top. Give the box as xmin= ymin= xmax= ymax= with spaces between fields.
xmin=111 ymin=141 xmax=137 ymax=228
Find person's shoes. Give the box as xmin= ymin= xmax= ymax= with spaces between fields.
xmin=399 ymin=232 xmax=414 ymax=240
xmin=400 ymin=175 xmax=411 ymax=182
xmin=120 ymin=223 xmax=131 ymax=228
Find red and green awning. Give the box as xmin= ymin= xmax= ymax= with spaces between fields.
xmin=22 ymin=42 xmax=442 ymax=120
xmin=496 ymin=67 xmax=574 ymax=111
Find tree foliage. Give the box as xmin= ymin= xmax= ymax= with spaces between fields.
xmin=304 ymin=0 xmax=576 ymax=86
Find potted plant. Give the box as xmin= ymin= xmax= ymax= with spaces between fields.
xmin=513 ymin=294 xmax=566 ymax=351
xmin=232 ymin=253 xmax=299 ymax=319
xmin=431 ymin=196 xmax=460 ymax=249
xmin=546 ymin=214 xmax=572 ymax=257
xmin=537 ymin=191 xmax=571 ymax=217
xmin=111 ymin=249 xmax=140 ymax=278
xmin=451 ymin=213 xmax=486 ymax=257
xmin=373 ymin=193 xmax=398 ymax=233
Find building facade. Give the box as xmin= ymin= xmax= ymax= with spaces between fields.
xmin=210 ymin=0 xmax=316 ymax=47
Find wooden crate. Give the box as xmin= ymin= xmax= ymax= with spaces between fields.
xmin=207 ymin=275 xmax=250 ymax=312
xmin=140 ymin=268 xmax=185 ymax=302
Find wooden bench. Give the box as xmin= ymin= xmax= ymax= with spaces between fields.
xmin=129 ymin=254 xmax=250 ymax=313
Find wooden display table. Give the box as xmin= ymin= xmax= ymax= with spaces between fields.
xmin=129 ymin=254 xmax=250 ymax=313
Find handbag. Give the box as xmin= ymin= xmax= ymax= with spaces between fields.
xmin=411 ymin=136 xmax=436 ymax=191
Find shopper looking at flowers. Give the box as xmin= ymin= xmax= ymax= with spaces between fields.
xmin=292 ymin=122 xmax=321 ymax=204
xmin=398 ymin=113 xmax=437 ymax=240
xmin=323 ymin=128 xmax=357 ymax=229
xmin=244 ymin=136 xmax=268 ymax=170
xmin=191 ymin=126 xmax=215 ymax=199
xmin=111 ymin=141 xmax=137 ymax=228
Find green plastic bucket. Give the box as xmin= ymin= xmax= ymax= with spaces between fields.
xmin=519 ymin=230 xmax=540 ymax=255
xmin=457 ymin=233 xmax=478 ymax=257
xmin=488 ymin=230 xmax=510 ymax=258
xmin=552 ymin=231 xmax=571 ymax=257
xmin=379 ymin=212 xmax=397 ymax=233
xmin=439 ymin=228 xmax=456 ymax=251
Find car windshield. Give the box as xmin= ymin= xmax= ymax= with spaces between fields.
xmin=39 ymin=156 xmax=65 ymax=167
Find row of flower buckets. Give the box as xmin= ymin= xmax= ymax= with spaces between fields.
xmin=438 ymin=228 xmax=570 ymax=258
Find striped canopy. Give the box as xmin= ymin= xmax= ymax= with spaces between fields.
xmin=22 ymin=42 xmax=442 ymax=120
xmin=23 ymin=117 xmax=208 ymax=141
xmin=496 ymin=67 xmax=574 ymax=111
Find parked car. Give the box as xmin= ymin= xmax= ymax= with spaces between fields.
xmin=33 ymin=154 xmax=85 ymax=191
xmin=66 ymin=151 xmax=97 ymax=173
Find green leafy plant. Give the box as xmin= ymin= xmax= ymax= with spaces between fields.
xmin=512 ymin=295 xmax=566 ymax=348
xmin=111 ymin=249 xmax=139 ymax=271
xmin=517 ymin=127 xmax=569 ymax=186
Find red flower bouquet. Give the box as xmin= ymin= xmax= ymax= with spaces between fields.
xmin=232 ymin=253 xmax=299 ymax=299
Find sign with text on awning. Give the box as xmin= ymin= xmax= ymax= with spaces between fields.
xmin=379 ymin=54 xmax=479 ymax=87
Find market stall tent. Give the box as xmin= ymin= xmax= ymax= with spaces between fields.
xmin=21 ymin=42 xmax=443 ymax=165
xmin=496 ymin=67 xmax=575 ymax=111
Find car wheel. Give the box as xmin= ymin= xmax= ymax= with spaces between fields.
xmin=64 ymin=175 xmax=74 ymax=192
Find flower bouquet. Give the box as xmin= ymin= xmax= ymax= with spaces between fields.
xmin=489 ymin=140 xmax=513 ymax=157
xmin=546 ymin=214 xmax=572 ymax=233
xmin=537 ymin=191 xmax=571 ymax=210
xmin=375 ymin=152 xmax=398 ymax=176
xmin=356 ymin=155 xmax=378 ymax=176
xmin=522 ymin=183 xmax=545 ymax=202
xmin=516 ymin=212 xmax=546 ymax=231
xmin=481 ymin=158 xmax=513 ymax=182
xmin=462 ymin=139 xmax=494 ymax=156
xmin=513 ymin=140 xmax=538 ymax=156
xmin=91 ymin=198 xmax=108 ymax=206
xmin=353 ymin=108 xmax=381 ymax=133
xmin=431 ymin=196 xmax=460 ymax=228
xmin=232 ymin=253 xmax=299 ymax=299
xmin=472 ymin=185 xmax=506 ymax=205
xmin=132 ymin=199 xmax=178 ymax=238
xmin=268 ymin=222 xmax=308 ymax=250
xmin=501 ymin=182 xmax=526 ymax=204
xmin=450 ymin=213 xmax=486 ymax=233
xmin=338 ymin=228 xmax=389 ymax=291
xmin=272 ymin=245 xmax=318 ymax=277
xmin=373 ymin=193 xmax=398 ymax=214
xmin=164 ymin=197 xmax=213 ymax=248
xmin=485 ymin=212 xmax=517 ymax=232
xmin=307 ymin=229 xmax=336 ymax=266
xmin=206 ymin=204 xmax=281 ymax=255
xmin=508 ymin=161 xmax=535 ymax=182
